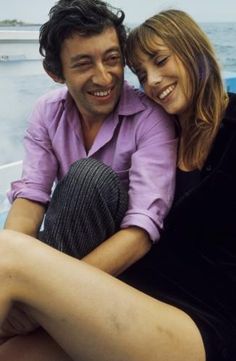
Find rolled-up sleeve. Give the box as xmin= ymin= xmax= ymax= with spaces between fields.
xmin=120 ymin=107 xmax=177 ymax=242
xmin=7 ymin=98 xmax=59 ymax=204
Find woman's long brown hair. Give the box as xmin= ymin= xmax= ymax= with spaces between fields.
xmin=126 ymin=10 xmax=228 ymax=169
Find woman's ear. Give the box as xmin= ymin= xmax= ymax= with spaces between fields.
xmin=45 ymin=70 xmax=65 ymax=84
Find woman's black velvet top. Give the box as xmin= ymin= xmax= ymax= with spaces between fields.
xmin=121 ymin=93 xmax=236 ymax=336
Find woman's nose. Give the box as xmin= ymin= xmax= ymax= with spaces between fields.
xmin=147 ymin=70 xmax=163 ymax=86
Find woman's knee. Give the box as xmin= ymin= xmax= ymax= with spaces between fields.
xmin=0 ymin=230 xmax=19 ymax=270
xmin=0 ymin=231 xmax=23 ymax=324
xmin=0 ymin=230 xmax=36 ymax=298
xmin=0 ymin=230 xmax=31 ymax=263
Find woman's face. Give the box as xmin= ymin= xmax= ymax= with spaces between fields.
xmin=134 ymin=36 xmax=191 ymax=118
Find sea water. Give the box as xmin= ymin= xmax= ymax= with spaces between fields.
xmin=0 ymin=22 xmax=236 ymax=166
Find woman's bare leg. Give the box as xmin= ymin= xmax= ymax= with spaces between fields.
xmin=0 ymin=328 xmax=72 ymax=361
xmin=0 ymin=230 xmax=205 ymax=361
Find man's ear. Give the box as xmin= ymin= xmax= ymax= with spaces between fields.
xmin=45 ymin=69 xmax=65 ymax=84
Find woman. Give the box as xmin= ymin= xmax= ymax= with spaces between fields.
xmin=123 ymin=9 xmax=236 ymax=361
xmin=0 ymin=9 xmax=235 ymax=361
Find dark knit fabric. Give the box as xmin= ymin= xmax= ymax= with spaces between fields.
xmin=40 ymin=158 xmax=128 ymax=258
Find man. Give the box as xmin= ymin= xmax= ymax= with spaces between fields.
xmin=1 ymin=0 xmax=176 ymax=358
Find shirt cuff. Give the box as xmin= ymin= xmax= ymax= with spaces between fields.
xmin=120 ymin=212 xmax=162 ymax=243
xmin=7 ymin=182 xmax=50 ymax=205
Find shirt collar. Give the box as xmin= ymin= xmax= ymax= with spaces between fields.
xmin=116 ymin=81 xmax=146 ymax=116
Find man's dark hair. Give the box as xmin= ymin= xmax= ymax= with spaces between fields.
xmin=39 ymin=0 xmax=126 ymax=79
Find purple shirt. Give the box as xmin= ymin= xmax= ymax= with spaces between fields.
xmin=8 ymin=81 xmax=177 ymax=242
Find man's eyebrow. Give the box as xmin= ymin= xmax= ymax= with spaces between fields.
xmin=70 ymin=54 xmax=91 ymax=63
xmin=70 ymin=47 xmax=121 ymax=63
xmin=104 ymin=47 xmax=121 ymax=54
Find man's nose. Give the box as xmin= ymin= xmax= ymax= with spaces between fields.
xmin=92 ymin=64 xmax=112 ymax=86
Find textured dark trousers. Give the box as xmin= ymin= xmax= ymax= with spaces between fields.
xmin=40 ymin=158 xmax=128 ymax=259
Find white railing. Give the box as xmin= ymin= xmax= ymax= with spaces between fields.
xmin=0 ymin=30 xmax=39 ymax=43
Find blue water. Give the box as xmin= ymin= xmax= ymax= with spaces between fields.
xmin=0 ymin=61 xmax=59 ymax=165
xmin=201 ymin=22 xmax=236 ymax=72
xmin=0 ymin=211 xmax=7 ymax=228
xmin=0 ymin=22 xmax=236 ymax=166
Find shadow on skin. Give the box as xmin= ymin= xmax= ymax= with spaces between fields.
xmin=0 ymin=328 xmax=72 ymax=361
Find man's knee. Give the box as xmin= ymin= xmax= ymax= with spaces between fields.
xmin=67 ymin=158 xmax=118 ymax=190
xmin=56 ymin=158 xmax=126 ymax=210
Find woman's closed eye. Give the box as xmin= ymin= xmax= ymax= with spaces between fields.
xmin=154 ymin=55 xmax=170 ymax=66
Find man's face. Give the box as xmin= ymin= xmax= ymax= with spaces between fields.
xmin=60 ymin=26 xmax=124 ymax=123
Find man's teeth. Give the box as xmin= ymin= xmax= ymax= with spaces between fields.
xmin=92 ymin=89 xmax=111 ymax=97
xmin=159 ymin=85 xmax=175 ymax=100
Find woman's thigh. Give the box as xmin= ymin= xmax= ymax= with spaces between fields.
xmin=0 ymin=230 xmax=205 ymax=361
